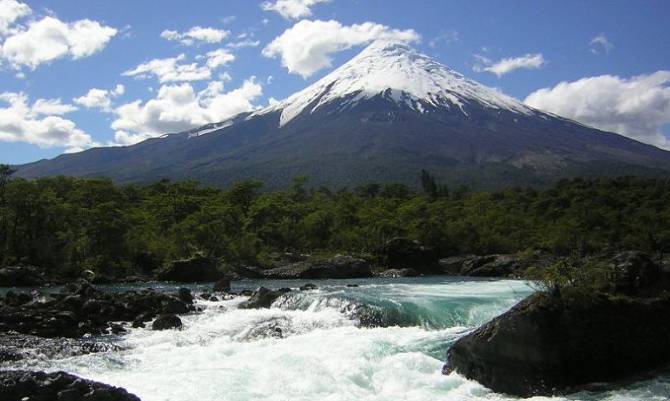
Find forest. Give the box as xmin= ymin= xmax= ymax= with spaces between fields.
xmin=1 ymin=164 xmax=670 ymax=280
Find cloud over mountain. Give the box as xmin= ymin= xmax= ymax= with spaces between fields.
xmin=262 ymin=19 xmax=420 ymax=78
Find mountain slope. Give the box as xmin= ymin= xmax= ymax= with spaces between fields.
xmin=17 ymin=41 xmax=670 ymax=189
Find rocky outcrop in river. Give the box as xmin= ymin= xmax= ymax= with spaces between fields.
xmin=0 ymin=370 xmax=141 ymax=401
xmin=444 ymin=252 xmax=670 ymax=396
xmin=0 ymin=280 xmax=195 ymax=337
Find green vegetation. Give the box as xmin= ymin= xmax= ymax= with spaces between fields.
xmin=1 ymin=164 xmax=670 ymax=280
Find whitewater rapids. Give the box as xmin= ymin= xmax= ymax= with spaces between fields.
xmin=4 ymin=277 xmax=669 ymax=400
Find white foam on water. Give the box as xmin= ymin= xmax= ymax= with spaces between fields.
xmin=8 ymin=278 xmax=669 ymax=401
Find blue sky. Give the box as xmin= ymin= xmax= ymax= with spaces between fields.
xmin=1 ymin=0 xmax=669 ymax=164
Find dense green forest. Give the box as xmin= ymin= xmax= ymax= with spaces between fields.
xmin=1 ymin=164 xmax=670 ymax=279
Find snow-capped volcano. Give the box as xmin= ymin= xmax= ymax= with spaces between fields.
xmin=259 ymin=40 xmax=533 ymax=127
xmin=16 ymin=42 xmax=670 ymax=189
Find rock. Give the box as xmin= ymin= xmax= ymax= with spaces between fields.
xmin=152 ymin=314 xmax=182 ymax=330
xmin=0 ymin=265 xmax=46 ymax=287
xmin=299 ymin=283 xmax=318 ymax=291
xmin=263 ymin=255 xmax=372 ymax=279
xmin=0 ymin=370 xmax=141 ymax=401
xmin=213 ymin=278 xmax=231 ymax=292
xmin=610 ymin=251 xmax=665 ymax=295
xmin=238 ymin=287 xmax=290 ymax=309
xmin=157 ymin=255 xmax=224 ymax=282
xmin=439 ymin=253 xmax=556 ymax=277
xmin=177 ymin=288 xmax=194 ymax=303
xmin=0 ymin=283 xmax=194 ymax=338
xmin=375 ymin=238 xmax=439 ymax=272
xmin=445 ymin=292 xmax=670 ymax=396
xmin=378 ymin=268 xmax=419 ymax=278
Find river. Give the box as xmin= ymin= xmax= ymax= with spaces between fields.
xmin=3 ymin=276 xmax=669 ymax=400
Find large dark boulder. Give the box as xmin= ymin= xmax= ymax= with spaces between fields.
xmin=445 ymin=291 xmax=670 ymax=396
xmin=0 ymin=265 xmax=46 ymax=287
xmin=376 ymin=238 xmax=439 ymax=272
xmin=262 ymin=255 xmax=372 ymax=279
xmin=0 ymin=370 xmax=141 ymax=400
xmin=239 ymin=287 xmax=291 ymax=309
xmin=152 ymin=314 xmax=182 ymax=330
xmin=157 ymin=255 xmax=224 ymax=282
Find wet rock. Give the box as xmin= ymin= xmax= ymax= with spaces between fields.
xmin=439 ymin=252 xmax=557 ymax=277
xmin=377 ymin=268 xmax=419 ymax=278
xmin=178 ymin=288 xmax=194 ymax=303
xmin=0 ymin=281 xmax=194 ymax=338
xmin=263 ymin=255 xmax=372 ymax=279
xmin=213 ymin=278 xmax=231 ymax=293
xmin=375 ymin=238 xmax=439 ymax=272
xmin=152 ymin=314 xmax=182 ymax=330
xmin=0 ymin=333 xmax=120 ymax=363
xmin=0 ymin=265 xmax=46 ymax=287
xmin=299 ymin=283 xmax=318 ymax=291
xmin=0 ymin=370 xmax=141 ymax=401
xmin=445 ymin=292 xmax=670 ymax=397
xmin=157 ymin=255 xmax=224 ymax=282
xmin=239 ymin=287 xmax=291 ymax=309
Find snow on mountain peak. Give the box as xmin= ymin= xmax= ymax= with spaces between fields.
xmin=259 ymin=40 xmax=534 ymax=127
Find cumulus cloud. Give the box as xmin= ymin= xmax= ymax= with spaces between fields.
xmin=1 ymin=16 xmax=117 ymax=69
xmin=0 ymin=0 xmax=31 ymax=34
xmin=123 ymin=54 xmax=212 ymax=83
xmin=262 ymin=19 xmax=420 ymax=78
xmin=201 ymin=48 xmax=235 ymax=68
xmin=261 ymin=0 xmax=330 ymax=20
xmin=160 ymin=26 xmax=229 ymax=46
xmin=0 ymin=92 xmax=93 ymax=151
xmin=525 ymin=71 xmax=670 ymax=149
xmin=74 ymin=84 xmax=125 ymax=111
xmin=590 ymin=33 xmax=613 ymax=54
xmin=474 ymin=53 xmax=545 ymax=77
xmin=111 ymin=78 xmax=263 ymax=145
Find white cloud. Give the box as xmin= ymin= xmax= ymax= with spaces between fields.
xmin=227 ymin=39 xmax=261 ymax=49
xmin=202 ymin=48 xmax=235 ymax=68
xmin=429 ymin=31 xmax=460 ymax=48
xmin=30 ymin=98 xmax=77 ymax=116
xmin=525 ymin=71 xmax=670 ymax=149
xmin=160 ymin=26 xmax=229 ymax=46
xmin=111 ymin=78 xmax=263 ymax=145
xmin=0 ymin=92 xmax=93 ymax=151
xmin=0 ymin=0 xmax=31 ymax=34
xmin=123 ymin=54 xmax=212 ymax=83
xmin=474 ymin=53 xmax=545 ymax=77
xmin=262 ymin=19 xmax=420 ymax=78
xmin=1 ymin=16 xmax=117 ymax=69
xmin=73 ymin=84 xmax=125 ymax=111
xmin=590 ymin=33 xmax=613 ymax=54
xmin=261 ymin=0 xmax=330 ymax=20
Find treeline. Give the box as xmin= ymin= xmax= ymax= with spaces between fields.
xmin=1 ymin=164 xmax=669 ymax=279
